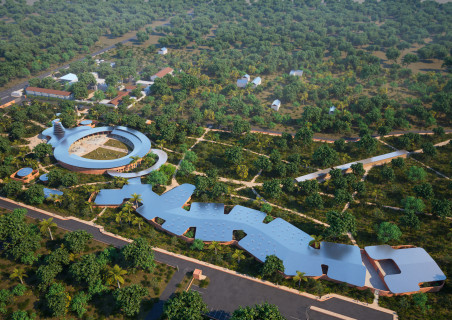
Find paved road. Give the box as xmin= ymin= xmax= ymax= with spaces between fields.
xmin=0 ymin=198 xmax=395 ymax=320
xmin=0 ymin=36 xmax=137 ymax=103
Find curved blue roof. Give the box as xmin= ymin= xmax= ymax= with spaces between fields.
xmin=17 ymin=167 xmax=33 ymax=177
xmin=42 ymin=125 xmax=151 ymax=170
xmin=107 ymin=149 xmax=168 ymax=178
xmin=39 ymin=173 xmax=48 ymax=182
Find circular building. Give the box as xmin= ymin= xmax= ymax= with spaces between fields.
xmin=41 ymin=120 xmax=152 ymax=174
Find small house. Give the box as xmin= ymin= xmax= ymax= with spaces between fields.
xmin=289 ymin=70 xmax=304 ymax=77
xmin=329 ymin=106 xmax=336 ymax=115
xmin=242 ymin=74 xmax=251 ymax=81
xmin=151 ymin=67 xmax=174 ymax=81
xmin=237 ymin=79 xmax=248 ymax=88
xmin=271 ymin=99 xmax=281 ymax=111
xmin=251 ymin=77 xmax=261 ymax=88
xmin=158 ymin=47 xmax=168 ymax=55
xmin=59 ymin=73 xmax=78 ymax=84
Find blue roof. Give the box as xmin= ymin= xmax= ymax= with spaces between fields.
xmin=39 ymin=173 xmax=48 ymax=182
xmin=365 ymin=245 xmax=446 ymax=293
xmin=94 ymin=181 xmax=367 ymax=286
xmin=80 ymin=120 xmax=92 ymax=125
xmin=43 ymin=188 xmax=63 ymax=198
xmin=41 ymin=125 xmax=152 ymax=170
xmin=17 ymin=167 xmax=33 ymax=177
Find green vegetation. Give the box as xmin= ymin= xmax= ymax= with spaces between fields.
xmin=82 ymin=147 xmax=128 ymax=160
xmin=103 ymin=138 xmax=131 ymax=151
xmin=0 ymin=209 xmax=174 ymax=319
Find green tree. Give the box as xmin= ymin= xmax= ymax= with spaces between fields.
xmin=64 ymin=230 xmax=93 ymax=254
xmin=293 ymin=271 xmax=308 ymax=288
xmin=45 ymin=283 xmax=69 ymax=317
xmin=114 ymin=284 xmax=148 ymax=317
xmin=386 ymin=47 xmax=400 ymax=63
xmin=121 ymin=238 xmax=156 ymax=271
xmin=295 ymin=127 xmax=313 ymax=146
xmin=421 ymin=142 xmax=437 ymax=158
xmin=254 ymin=156 xmax=272 ymax=172
xmin=190 ymin=239 xmax=204 ymax=251
xmin=2 ymin=180 xmax=22 ymax=197
xmin=178 ymin=160 xmax=195 ymax=176
xmin=70 ymin=254 xmax=103 ymax=286
xmin=402 ymin=53 xmax=418 ymax=66
xmin=402 ymin=196 xmax=425 ymax=214
xmin=412 ymin=292 xmax=428 ymax=311
xmin=9 ymin=268 xmax=27 ymax=285
xmin=263 ymin=179 xmax=281 ymax=199
xmin=407 ymin=166 xmax=427 ymax=182
xmin=262 ymin=255 xmax=284 ymax=278
xmin=432 ymin=199 xmax=451 ymax=218
xmin=413 ymin=183 xmax=434 ymax=199
xmin=350 ymin=163 xmax=365 ymax=176
xmin=309 ymin=235 xmax=323 ymax=249
xmin=326 ymin=210 xmax=356 ymax=238
xmin=208 ymin=241 xmax=222 ymax=255
xmin=231 ymin=302 xmax=285 ymax=320
xmin=0 ymin=208 xmax=41 ymax=265
xmin=93 ymin=90 xmax=105 ymax=102
xmin=130 ymin=193 xmax=142 ymax=208
xmin=70 ymin=82 xmax=89 ymax=99
xmin=304 ymin=192 xmax=324 ymax=210
xmin=70 ymin=291 xmax=90 ymax=318
xmin=381 ymin=166 xmax=395 ymax=181
xmin=33 ymin=143 xmax=53 ymax=158
xmin=146 ymin=170 xmax=167 ymax=186
xmin=225 ymin=146 xmax=243 ymax=165
xmin=236 ymin=165 xmax=249 ymax=179
xmin=107 ymin=265 xmax=127 ymax=288
xmin=232 ymin=249 xmax=245 ymax=263
xmin=163 ymin=290 xmax=208 ymax=320
xmin=39 ymin=218 xmax=57 ymax=240
xmin=313 ymin=144 xmax=338 ymax=167
xmin=377 ymin=222 xmax=402 ymax=243
xmin=24 ymin=185 xmax=45 ymax=205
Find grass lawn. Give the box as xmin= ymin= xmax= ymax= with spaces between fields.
xmin=83 ymin=147 xmax=128 ymax=160
xmin=103 ymin=138 xmax=132 ymax=151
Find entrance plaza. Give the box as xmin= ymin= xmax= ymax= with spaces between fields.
xmin=94 ymin=178 xmax=446 ymax=295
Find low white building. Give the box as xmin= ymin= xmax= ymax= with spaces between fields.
xmin=242 ymin=74 xmax=250 ymax=81
xmin=11 ymin=90 xmax=23 ymax=97
xmin=271 ymin=99 xmax=281 ymax=111
xmin=237 ymin=79 xmax=248 ymax=88
xmin=59 ymin=73 xmax=78 ymax=84
xmin=158 ymin=47 xmax=168 ymax=55
xmin=290 ymin=70 xmax=304 ymax=77
xmin=136 ymin=80 xmax=154 ymax=95
xmin=329 ymin=106 xmax=336 ymax=115
xmin=251 ymin=77 xmax=261 ymax=88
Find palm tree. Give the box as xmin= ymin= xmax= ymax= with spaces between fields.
xmin=123 ymin=211 xmax=134 ymax=225
xmin=129 ymin=156 xmax=141 ymax=165
xmin=132 ymin=216 xmax=143 ymax=230
xmin=130 ymin=193 xmax=142 ymax=208
xmin=84 ymin=201 xmax=93 ymax=213
xmin=232 ymin=249 xmax=245 ymax=263
xmin=115 ymin=212 xmax=124 ymax=225
xmin=123 ymin=201 xmax=133 ymax=214
xmin=39 ymin=218 xmax=57 ymax=240
xmin=107 ymin=265 xmax=127 ymax=288
xmin=10 ymin=268 xmax=27 ymax=285
xmin=293 ymin=271 xmax=308 ymax=288
xmin=309 ymin=235 xmax=323 ymax=249
xmin=208 ymin=241 xmax=222 ymax=255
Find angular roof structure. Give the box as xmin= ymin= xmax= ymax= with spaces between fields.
xmin=26 ymin=87 xmax=72 ymax=97
xmin=365 ymin=245 xmax=446 ymax=293
xmin=94 ymin=181 xmax=367 ymax=286
xmin=59 ymin=73 xmax=78 ymax=82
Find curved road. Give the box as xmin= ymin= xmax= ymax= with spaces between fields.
xmin=0 ymin=197 xmax=395 ymax=320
